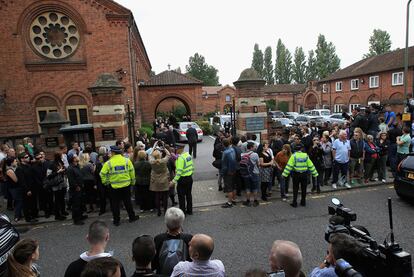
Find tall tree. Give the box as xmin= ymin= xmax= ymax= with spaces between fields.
xmin=185 ymin=53 xmax=219 ymax=86
xmin=263 ymin=46 xmax=274 ymax=85
xmin=292 ymin=47 xmax=306 ymax=84
xmin=275 ymin=39 xmax=292 ymax=84
xmin=363 ymin=29 xmax=392 ymax=58
xmin=251 ymin=43 xmax=264 ymax=78
xmin=315 ymin=34 xmax=340 ymax=79
xmin=306 ymin=50 xmax=317 ymax=82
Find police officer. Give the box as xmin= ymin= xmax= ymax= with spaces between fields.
xmin=100 ymin=145 xmax=137 ymax=226
xmin=170 ymin=148 xmax=194 ymax=215
xmin=282 ymin=143 xmax=318 ymax=208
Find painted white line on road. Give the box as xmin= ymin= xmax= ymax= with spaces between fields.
xmin=208 ymin=135 xmax=215 ymax=140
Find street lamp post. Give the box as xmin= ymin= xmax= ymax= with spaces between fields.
xmin=404 ymin=0 xmax=412 ymax=101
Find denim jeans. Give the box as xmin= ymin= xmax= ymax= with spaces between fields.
xmin=9 ymin=187 xmax=23 ymax=219
xmin=388 ymin=143 xmax=398 ymax=178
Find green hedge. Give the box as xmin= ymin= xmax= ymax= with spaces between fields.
xmin=138 ymin=126 xmax=153 ymax=138
xmin=195 ymin=120 xmax=212 ymax=135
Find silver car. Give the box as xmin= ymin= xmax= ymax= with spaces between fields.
xmin=325 ymin=114 xmax=346 ymax=124
xmin=175 ymin=122 xmax=203 ymax=142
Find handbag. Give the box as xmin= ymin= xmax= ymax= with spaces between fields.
xmin=212 ymin=159 xmax=221 ymax=169
xmin=43 ymin=173 xmax=64 ymax=190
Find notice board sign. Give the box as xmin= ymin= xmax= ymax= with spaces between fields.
xmin=102 ymin=129 xmax=115 ymax=140
xmin=245 ymin=117 xmax=265 ymax=131
xmin=45 ymin=137 xmax=59 ymax=147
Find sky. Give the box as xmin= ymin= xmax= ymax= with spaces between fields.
xmin=116 ymin=0 xmax=413 ymax=85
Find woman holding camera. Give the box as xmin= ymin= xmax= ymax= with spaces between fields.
xmin=149 ymin=141 xmax=171 ymax=216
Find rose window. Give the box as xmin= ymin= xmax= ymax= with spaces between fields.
xmin=29 ymin=12 xmax=80 ymax=59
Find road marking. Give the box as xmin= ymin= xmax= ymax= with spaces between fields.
xmin=310 ymin=195 xmax=326 ymax=199
xmin=209 ymin=135 xmax=215 ymax=140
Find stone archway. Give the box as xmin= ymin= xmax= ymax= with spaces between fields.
xmin=304 ymin=93 xmax=319 ymax=110
xmin=154 ymin=96 xmax=191 ymax=121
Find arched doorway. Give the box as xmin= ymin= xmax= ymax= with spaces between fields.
xmin=304 ymin=93 xmax=319 ymax=110
xmin=155 ymin=96 xmax=191 ymax=123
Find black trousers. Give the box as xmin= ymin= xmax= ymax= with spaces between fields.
xmin=53 ymin=189 xmax=66 ymax=218
xmin=23 ymin=190 xmax=38 ymax=220
xmin=39 ymin=187 xmax=53 ymax=216
xmin=70 ymin=189 xmax=84 ymax=222
xmin=291 ymin=172 xmax=308 ymax=205
xmin=188 ymin=142 xmax=197 ymax=158
xmin=177 ymin=176 xmax=193 ymax=214
xmin=110 ymin=186 xmax=135 ymax=223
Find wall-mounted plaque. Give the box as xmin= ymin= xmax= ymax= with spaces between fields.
xmin=102 ymin=129 xmax=116 ymax=140
xmin=245 ymin=117 xmax=265 ymax=131
xmin=45 ymin=137 xmax=59 ymax=147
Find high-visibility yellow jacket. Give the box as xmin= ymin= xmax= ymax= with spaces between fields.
xmin=100 ymin=154 xmax=135 ymax=189
xmin=173 ymin=152 xmax=194 ymax=182
xmin=282 ymin=151 xmax=318 ymax=177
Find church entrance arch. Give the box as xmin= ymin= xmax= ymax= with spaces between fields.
xmin=154 ymin=96 xmax=191 ymax=123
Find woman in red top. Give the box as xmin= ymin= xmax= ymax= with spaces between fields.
xmin=275 ymin=144 xmax=291 ymax=201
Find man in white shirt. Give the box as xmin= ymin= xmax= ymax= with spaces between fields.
xmin=171 ymin=234 xmax=225 ymax=277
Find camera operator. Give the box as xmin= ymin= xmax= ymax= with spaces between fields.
xmin=309 ymin=233 xmax=364 ymax=277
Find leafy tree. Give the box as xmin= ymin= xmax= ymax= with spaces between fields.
xmin=185 ymin=53 xmax=220 ymax=86
xmin=263 ymin=46 xmax=274 ymax=85
xmin=278 ymin=101 xmax=289 ymax=113
xmin=306 ymin=50 xmax=317 ymax=82
xmin=275 ymin=39 xmax=292 ymax=84
xmin=292 ymin=47 xmax=306 ymax=84
xmin=265 ymin=99 xmax=276 ymax=111
xmin=251 ymin=43 xmax=264 ymax=78
xmin=363 ymin=29 xmax=392 ymax=58
xmin=315 ymin=34 xmax=340 ymax=79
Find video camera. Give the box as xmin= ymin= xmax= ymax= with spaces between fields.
xmin=370 ymin=103 xmax=384 ymax=112
xmin=325 ymin=198 xmax=412 ymax=277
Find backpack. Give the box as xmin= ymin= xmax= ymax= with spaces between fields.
xmin=158 ymin=238 xmax=189 ymax=276
xmin=239 ymin=152 xmax=254 ymax=178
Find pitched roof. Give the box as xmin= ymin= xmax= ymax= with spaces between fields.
xmin=264 ymin=84 xmax=306 ymax=94
xmin=321 ymin=46 xmax=414 ymax=82
xmin=202 ymin=85 xmax=235 ymax=95
xmin=140 ymin=71 xmax=203 ymax=87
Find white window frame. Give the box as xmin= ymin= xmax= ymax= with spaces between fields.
xmin=225 ymin=94 xmax=231 ymax=102
xmin=66 ymin=105 xmax=88 ymax=125
xmin=350 ymin=79 xmax=359 ymax=90
xmin=322 ymin=84 xmax=328 ymax=93
xmin=349 ymin=104 xmax=360 ymax=112
xmin=369 ymin=76 xmax=379 ymax=88
xmin=333 ymin=104 xmax=342 ymax=113
xmin=335 ymin=81 xmax=342 ymax=92
xmin=392 ymin=72 xmax=403 ymax=86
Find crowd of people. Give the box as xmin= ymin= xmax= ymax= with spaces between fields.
xmin=213 ymin=104 xmax=413 ymax=209
xmin=0 ymin=132 xmax=195 ymax=226
xmin=4 ymin=207 xmax=371 ymax=277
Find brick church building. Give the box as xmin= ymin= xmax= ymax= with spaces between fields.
xmin=0 ymin=0 xmax=151 ymax=148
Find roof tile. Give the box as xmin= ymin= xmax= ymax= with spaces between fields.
xmin=141 ymin=71 xmax=202 ymax=87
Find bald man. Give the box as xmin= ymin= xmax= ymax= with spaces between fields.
xmin=269 ymin=240 xmax=304 ymax=277
xmin=171 ymin=234 xmax=225 ymax=277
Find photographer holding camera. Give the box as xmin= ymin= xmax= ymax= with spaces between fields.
xmin=309 ymin=233 xmax=364 ymax=277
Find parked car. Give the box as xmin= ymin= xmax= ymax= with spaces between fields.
xmin=294 ymin=115 xmax=324 ymax=126
xmin=210 ymin=115 xmax=232 ymax=135
xmin=268 ymin=110 xmax=286 ymax=118
xmin=272 ymin=118 xmax=294 ymax=127
xmin=175 ymin=122 xmax=203 ymax=142
xmin=285 ymin=112 xmax=299 ymax=120
xmin=325 ymin=113 xmax=346 ymax=124
xmin=0 ymin=214 xmax=19 ymax=276
xmin=310 ymin=109 xmax=331 ymax=119
xmin=394 ymin=153 xmax=414 ymax=201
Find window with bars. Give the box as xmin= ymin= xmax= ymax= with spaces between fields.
xmin=333 ymin=104 xmax=342 ymax=113
xmin=349 ymin=104 xmax=360 ymax=111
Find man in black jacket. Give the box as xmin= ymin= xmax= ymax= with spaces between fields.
xmin=16 ymin=152 xmax=38 ymax=223
xmin=350 ymin=107 xmax=368 ymax=137
xmin=32 ymin=151 xmax=52 ymax=218
xmin=67 ymin=155 xmax=87 ymax=225
xmin=186 ymin=123 xmax=198 ymax=159
xmin=366 ymin=107 xmax=379 ymax=138
xmin=349 ymin=132 xmax=365 ymax=185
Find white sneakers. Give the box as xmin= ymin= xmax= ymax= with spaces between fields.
xmin=382 ymin=179 xmax=386 ymax=183
xmin=344 ymin=182 xmax=351 ymax=189
xmin=332 ymin=183 xmax=337 ymax=189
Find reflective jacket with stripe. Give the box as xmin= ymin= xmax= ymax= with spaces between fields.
xmin=173 ymin=152 xmax=194 ymax=182
xmin=100 ymin=154 xmax=135 ymax=189
xmin=282 ymin=151 xmax=318 ymax=177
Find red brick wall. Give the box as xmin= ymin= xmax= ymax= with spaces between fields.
xmin=0 ymin=0 xmax=151 ymax=139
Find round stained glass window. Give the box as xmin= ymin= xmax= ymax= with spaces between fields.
xmin=29 ymin=12 xmax=80 ymax=59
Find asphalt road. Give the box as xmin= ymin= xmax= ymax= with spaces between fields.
xmin=22 ymin=184 xmax=414 ymax=276
xmin=186 ymin=135 xmax=218 ymax=181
